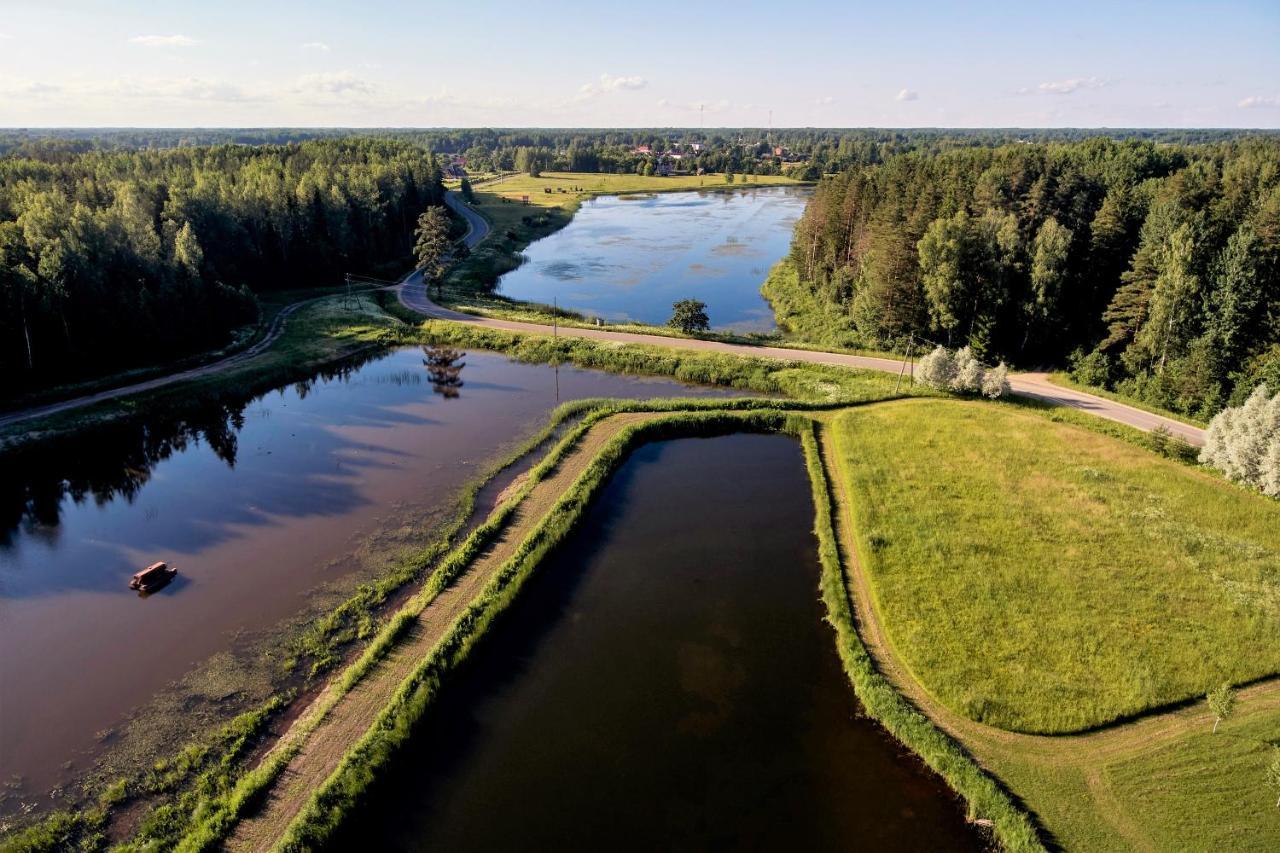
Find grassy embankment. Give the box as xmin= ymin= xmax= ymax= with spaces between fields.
xmin=827 ymin=398 xmax=1280 ymax=850
xmin=265 ymin=407 xmax=801 ymax=851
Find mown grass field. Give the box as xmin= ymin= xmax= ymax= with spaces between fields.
xmin=833 ymin=398 xmax=1280 ymax=734
xmin=949 ymin=678 xmax=1280 ymax=851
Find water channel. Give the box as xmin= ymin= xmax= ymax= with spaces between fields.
xmin=332 ymin=434 xmax=979 ymax=851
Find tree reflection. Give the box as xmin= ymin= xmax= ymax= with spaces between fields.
xmin=0 ymin=349 xmax=383 ymax=547
xmin=423 ymin=346 xmax=465 ymax=399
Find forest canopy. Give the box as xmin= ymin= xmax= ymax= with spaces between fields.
xmin=771 ymin=136 xmax=1280 ymax=418
xmin=0 ymin=138 xmax=444 ymax=395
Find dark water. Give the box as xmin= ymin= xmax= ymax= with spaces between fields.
xmin=495 ymin=187 xmax=810 ymax=332
xmin=333 ymin=435 xmax=980 ymax=852
xmin=0 ymin=348 xmax=737 ymax=796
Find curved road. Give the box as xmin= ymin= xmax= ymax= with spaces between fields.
xmin=1 ymin=187 xmax=1204 ymax=448
xmin=412 ymin=192 xmax=1205 ymax=446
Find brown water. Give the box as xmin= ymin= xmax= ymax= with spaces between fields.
xmin=0 ymin=348 xmax=736 ymax=798
xmin=332 ymin=435 xmax=981 ymax=851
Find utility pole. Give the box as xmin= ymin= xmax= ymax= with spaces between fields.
xmin=894 ymin=333 xmax=915 ymax=394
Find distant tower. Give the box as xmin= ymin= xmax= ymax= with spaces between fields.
xmin=700 ymin=103 xmax=704 ymax=130
xmin=768 ymin=109 xmax=772 ymax=144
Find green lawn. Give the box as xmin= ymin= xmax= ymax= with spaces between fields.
xmin=833 ymin=398 xmax=1280 ymax=733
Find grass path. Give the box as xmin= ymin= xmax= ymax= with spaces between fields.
xmin=225 ymin=412 xmax=653 ymax=851
xmin=814 ymin=414 xmax=1280 ymax=849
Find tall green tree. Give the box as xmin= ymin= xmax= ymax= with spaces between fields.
xmin=413 ymin=206 xmax=451 ymax=285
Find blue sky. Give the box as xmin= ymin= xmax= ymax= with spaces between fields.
xmin=0 ymin=0 xmax=1277 ymax=127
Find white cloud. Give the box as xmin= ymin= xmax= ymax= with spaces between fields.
xmin=1034 ymin=76 xmax=1107 ymax=95
xmin=0 ymin=32 xmax=12 ymax=40
xmin=293 ymin=70 xmax=376 ymax=97
xmin=129 ymin=34 xmax=199 ymax=48
xmin=896 ymin=88 xmax=919 ymax=102
xmin=0 ymin=74 xmax=261 ymax=104
xmin=1238 ymin=95 xmax=1280 ymax=109
xmin=815 ymin=95 xmax=834 ymax=105
xmin=301 ymin=41 xmax=331 ymax=51
xmin=578 ymin=73 xmax=647 ymax=98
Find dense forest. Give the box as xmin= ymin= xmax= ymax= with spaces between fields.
xmin=0 ymin=139 xmax=444 ymax=395
xmin=4 ymin=127 xmax=1270 ymax=180
xmin=768 ymin=137 xmax=1280 ymax=418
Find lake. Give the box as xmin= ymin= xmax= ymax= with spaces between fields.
xmin=495 ymin=186 xmax=810 ymax=332
xmin=0 ymin=347 xmax=737 ymax=800
xmin=332 ymin=434 xmax=980 ymax=851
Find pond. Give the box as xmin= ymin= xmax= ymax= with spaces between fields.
xmin=0 ymin=348 xmax=737 ymax=800
xmin=495 ymin=186 xmax=810 ymax=332
xmin=332 ymin=434 xmax=980 ymax=851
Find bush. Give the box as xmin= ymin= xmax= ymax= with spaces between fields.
xmin=1068 ymin=348 xmax=1113 ymax=388
xmin=981 ymin=362 xmax=1010 ymax=399
xmin=917 ymin=345 xmax=1009 ymax=399
xmin=917 ymin=346 xmax=957 ymax=389
xmin=952 ymin=346 xmax=985 ymax=393
xmin=1199 ymin=384 xmax=1280 ymax=496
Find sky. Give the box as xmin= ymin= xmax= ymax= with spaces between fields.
xmin=0 ymin=0 xmax=1277 ymax=128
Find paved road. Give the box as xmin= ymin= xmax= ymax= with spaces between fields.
xmin=445 ymin=189 xmax=491 ymax=248
xmin=401 ymin=206 xmax=1206 ymax=447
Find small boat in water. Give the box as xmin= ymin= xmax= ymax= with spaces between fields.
xmin=130 ymin=561 xmax=177 ymax=593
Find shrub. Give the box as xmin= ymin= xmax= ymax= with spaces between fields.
xmin=917 ymin=345 xmax=1009 ymax=399
xmin=1068 ymin=348 xmax=1113 ymax=388
xmin=917 ymin=346 xmax=957 ymax=389
xmin=1199 ymin=384 xmax=1280 ymax=497
xmin=981 ymin=362 xmax=1010 ymax=399
xmin=952 ymin=346 xmax=985 ymax=393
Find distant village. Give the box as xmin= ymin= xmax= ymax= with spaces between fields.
xmin=441 ymin=136 xmax=809 ymax=179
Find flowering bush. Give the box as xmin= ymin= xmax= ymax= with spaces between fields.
xmin=917 ymin=346 xmax=957 ymax=389
xmin=917 ymin=345 xmax=1010 ymax=399
xmin=981 ymin=362 xmax=1011 ymax=399
xmin=1199 ymin=384 xmax=1280 ymax=497
xmin=953 ymin=347 xmax=985 ymax=393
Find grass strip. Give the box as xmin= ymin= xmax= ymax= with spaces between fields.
xmin=797 ymin=419 xmax=1045 ymax=853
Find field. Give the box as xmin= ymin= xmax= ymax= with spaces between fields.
xmin=831 ymin=398 xmax=1280 ymax=734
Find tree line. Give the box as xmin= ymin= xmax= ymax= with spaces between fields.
xmin=777 ymin=136 xmax=1280 ymax=418
xmin=6 ymin=128 xmax=1269 ymax=182
xmin=0 ymin=139 xmax=445 ymax=395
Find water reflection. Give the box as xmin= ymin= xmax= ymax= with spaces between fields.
xmin=422 ymin=345 xmax=465 ymax=399
xmin=0 ymin=346 xmax=739 ymax=798
xmin=0 ymin=351 xmax=383 ymax=554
